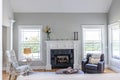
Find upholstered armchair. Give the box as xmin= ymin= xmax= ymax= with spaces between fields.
xmin=6 ymin=50 xmax=32 ymax=80
xmin=81 ymin=53 xmax=104 ymax=73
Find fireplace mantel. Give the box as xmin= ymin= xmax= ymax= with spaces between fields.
xmin=46 ymin=40 xmax=80 ymax=70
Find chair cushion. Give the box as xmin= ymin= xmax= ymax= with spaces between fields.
xmin=85 ymin=64 xmax=97 ymax=70
xmin=89 ymin=57 xmax=100 ymax=64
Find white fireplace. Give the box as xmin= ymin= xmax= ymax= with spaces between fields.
xmin=46 ymin=40 xmax=80 ymax=70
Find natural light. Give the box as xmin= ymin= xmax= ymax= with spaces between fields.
xmin=19 ymin=26 xmax=42 ymax=60
xmin=83 ymin=28 xmax=102 ymax=56
xmin=112 ymin=28 xmax=120 ymax=57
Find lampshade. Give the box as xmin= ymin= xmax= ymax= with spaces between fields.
xmin=24 ymin=48 xmax=31 ymax=55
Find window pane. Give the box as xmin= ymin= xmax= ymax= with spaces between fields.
xmin=111 ymin=26 xmax=120 ymax=58
xmin=83 ymin=28 xmax=102 ymax=57
xmin=21 ymin=43 xmax=40 ymax=52
xmin=84 ymin=29 xmax=101 ymax=41
xmin=112 ymin=41 xmax=120 ymax=57
xmin=19 ymin=26 xmax=41 ymax=60
xmin=112 ymin=29 xmax=120 ymax=41
xmin=84 ymin=41 xmax=101 ymax=52
xmin=21 ymin=30 xmax=40 ymax=42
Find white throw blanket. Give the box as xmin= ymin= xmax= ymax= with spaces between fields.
xmin=17 ymin=72 xmax=120 ymax=80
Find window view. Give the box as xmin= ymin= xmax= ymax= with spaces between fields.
xmin=110 ymin=24 xmax=120 ymax=58
xmin=82 ymin=27 xmax=102 ymax=57
xmin=19 ymin=26 xmax=42 ymax=60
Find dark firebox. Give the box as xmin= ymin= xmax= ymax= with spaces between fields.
xmin=51 ymin=49 xmax=74 ymax=69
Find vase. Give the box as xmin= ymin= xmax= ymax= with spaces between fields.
xmin=47 ymin=33 xmax=50 ymax=40
xmin=74 ymin=32 xmax=78 ymax=40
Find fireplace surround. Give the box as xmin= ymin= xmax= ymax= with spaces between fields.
xmin=46 ymin=40 xmax=80 ymax=70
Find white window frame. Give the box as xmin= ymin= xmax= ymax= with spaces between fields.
xmin=18 ymin=25 xmax=42 ymax=61
xmin=108 ymin=22 xmax=120 ymax=60
xmin=81 ymin=25 xmax=105 ymax=58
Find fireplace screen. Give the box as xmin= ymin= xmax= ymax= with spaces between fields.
xmin=51 ymin=49 xmax=74 ymax=68
xmin=55 ymin=55 xmax=69 ymax=64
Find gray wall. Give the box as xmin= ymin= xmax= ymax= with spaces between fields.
xmin=108 ymin=0 xmax=120 ymax=24
xmin=13 ymin=13 xmax=107 ymax=67
xmin=2 ymin=26 xmax=8 ymax=69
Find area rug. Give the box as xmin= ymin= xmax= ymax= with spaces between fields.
xmin=17 ymin=72 xmax=120 ymax=80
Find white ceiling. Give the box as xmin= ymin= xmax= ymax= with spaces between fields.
xmin=10 ymin=0 xmax=113 ymax=13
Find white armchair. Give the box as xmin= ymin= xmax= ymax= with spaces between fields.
xmin=6 ymin=50 xmax=32 ymax=80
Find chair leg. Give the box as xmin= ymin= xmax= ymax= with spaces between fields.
xmin=10 ymin=75 xmax=16 ymax=80
xmin=8 ymin=74 xmax=11 ymax=80
xmin=27 ymin=72 xmax=29 ymax=75
xmin=14 ymin=75 xmax=17 ymax=80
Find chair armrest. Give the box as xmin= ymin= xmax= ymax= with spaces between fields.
xmin=82 ymin=59 xmax=87 ymax=64
xmin=98 ymin=61 xmax=104 ymax=73
xmin=81 ymin=59 xmax=87 ymax=72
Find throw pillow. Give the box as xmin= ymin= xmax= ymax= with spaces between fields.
xmin=89 ymin=57 xmax=100 ymax=64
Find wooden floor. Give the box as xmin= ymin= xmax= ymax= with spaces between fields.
xmin=3 ymin=68 xmax=116 ymax=80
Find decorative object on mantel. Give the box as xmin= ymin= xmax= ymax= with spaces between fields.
xmin=44 ymin=25 xmax=51 ymax=40
xmin=74 ymin=32 xmax=78 ymax=40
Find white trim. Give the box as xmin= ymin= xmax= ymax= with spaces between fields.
xmin=108 ymin=24 xmax=112 ymax=66
xmin=108 ymin=22 xmax=120 ymax=71
xmin=18 ymin=25 xmax=43 ymax=61
xmin=105 ymin=64 xmax=108 ymax=68
xmin=2 ymin=67 xmax=6 ymax=71
xmin=109 ymin=66 xmax=120 ymax=73
xmin=81 ymin=25 xmax=104 ymax=29
xmin=31 ymin=66 xmax=45 ymax=70
xmin=109 ymin=22 xmax=120 ymax=29
xmin=108 ymin=22 xmax=120 ymax=59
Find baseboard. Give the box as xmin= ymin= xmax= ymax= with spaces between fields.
xmin=78 ymin=65 xmax=81 ymax=69
xmin=31 ymin=66 xmax=46 ymax=69
xmin=105 ymin=64 xmax=108 ymax=68
xmin=3 ymin=66 xmax=46 ymax=71
xmin=2 ymin=67 xmax=6 ymax=71
xmin=109 ymin=66 xmax=120 ymax=73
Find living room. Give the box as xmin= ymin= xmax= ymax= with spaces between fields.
xmin=2 ymin=0 xmax=120 ymax=80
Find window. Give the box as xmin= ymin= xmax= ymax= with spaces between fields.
xmin=109 ymin=23 xmax=120 ymax=58
xmin=82 ymin=25 xmax=104 ymax=57
xmin=18 ymin=25 xmax=42 ymax=60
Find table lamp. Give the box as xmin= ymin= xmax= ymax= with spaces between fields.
xmin=24 ymin=48 xmax=31 ymax=56
xmin=24 ymin=48 xmax=31 ymax=59
xmin=24 ymin=48 xmax=32 ymax=64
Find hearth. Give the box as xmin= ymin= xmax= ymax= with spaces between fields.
xmin=51 ymin=49 xmax=74 ymax=69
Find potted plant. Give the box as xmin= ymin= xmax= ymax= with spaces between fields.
xmin=44 ymin=25 xmax=51 ymax=40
